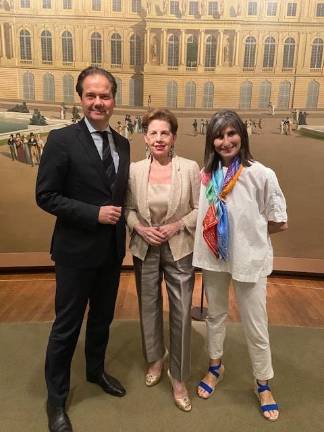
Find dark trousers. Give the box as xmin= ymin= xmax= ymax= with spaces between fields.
xmin=45 ymin=254 xmax=121 ymax=407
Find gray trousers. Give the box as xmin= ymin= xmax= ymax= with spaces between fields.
xmin=133 ymin=243 xmax=194 ymax=381
xmin=203 ymin=270 xmax=274 ymax=381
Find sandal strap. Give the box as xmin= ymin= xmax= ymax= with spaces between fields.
xmin=198 ymin=380 xmax=214 ymax=394
xmin=208 ymin=363 xmax=222 ymax=378
xmin=256 ymin=381 xmax=271 ymax=393
xmin=261 ymin=403 xmax=279 ymax=413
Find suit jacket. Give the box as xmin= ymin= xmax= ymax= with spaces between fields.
xmin=125 ymin=156 xmax=200 ymax=262
xmin=36 ymin=118 xmax=130 ymax=268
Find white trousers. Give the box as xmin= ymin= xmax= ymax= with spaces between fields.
xmin=203 ymin=270 xmax=274 ymax=381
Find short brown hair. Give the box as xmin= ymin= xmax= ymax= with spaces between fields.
xmin=142 ymin=108 xmax=178 ymax=135
xmin=76 ymin=66 xmax=117 ymax=98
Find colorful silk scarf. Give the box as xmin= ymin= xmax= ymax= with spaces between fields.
xmin=202 ymin=156 xmax=243 ymax=260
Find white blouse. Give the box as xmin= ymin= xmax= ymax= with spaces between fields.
xmin=192 ymin=161 xmax=287 ymax=283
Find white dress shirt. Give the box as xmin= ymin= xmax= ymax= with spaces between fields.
xmin=84 ymin=116 xmax=119 ymax=172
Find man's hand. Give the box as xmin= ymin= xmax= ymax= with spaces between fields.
xmin=159 ymin=221 xmax=183 ymax=240
xmin=98 ymin=206 xmax=122 ymax=224
xmin=134 ymin=224 xmax=166 ymax=246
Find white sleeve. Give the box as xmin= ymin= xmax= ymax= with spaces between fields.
xmin=263 ymin=168 xmax=288 ymax=222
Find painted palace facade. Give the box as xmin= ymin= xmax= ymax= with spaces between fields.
xmin=0 ymin=0 xmax=324 ymax=110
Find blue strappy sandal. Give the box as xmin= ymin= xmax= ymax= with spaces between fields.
xmin=197 ymin=361 xmax=224 ymax=399
xmin=255 ymin=380 xmax=279 ymax=421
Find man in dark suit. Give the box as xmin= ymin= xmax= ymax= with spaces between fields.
xmin=36 ymin=66 xmax=130 ymax=432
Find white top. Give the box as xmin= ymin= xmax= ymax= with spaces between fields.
xmin=192 ymin=161 xmax=287 ymax=283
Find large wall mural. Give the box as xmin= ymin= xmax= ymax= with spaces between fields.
xmin=0 ymin=0 xmax=323 ymax=271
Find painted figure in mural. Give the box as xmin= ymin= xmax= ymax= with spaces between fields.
xmin=36 ymin=66 xmax=130 ymax=432
xmin=71 ymin=105 xmax=81 ymax=123
xmin=15 ymin=132 xmax=25 ymax=163
xmin=125 ymin=108 xmax=200 ymax=413
xmin=27 ymin=132 xmax=39 ymax=166
xmin=22 ymin=134 xmax=31 ymax=164
xmin=192 ymin=118 xmax=198 ymax=135
xmin=223 ymin=34 xmax=231 ymax=65
xmin=151 ymin=37 xmax=159 ymax=62
xmin=7 ymin=133 xmax=17 ymax=161
xmin=193 ymin=110 xmax=287 ymax=422
xmin=60 ymin=103 xmax=67 ymax=120
xmin=36 ymin=133 xmax=44 ymax=158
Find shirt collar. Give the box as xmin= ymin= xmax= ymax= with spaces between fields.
xmin=84 ymin=116 xmax=112 ymax=134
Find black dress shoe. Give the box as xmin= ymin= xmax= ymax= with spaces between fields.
xmin=87 ymin=371 xmax=126 ymax=397
xmin=46 ymin=401 xmax=73 ymax=432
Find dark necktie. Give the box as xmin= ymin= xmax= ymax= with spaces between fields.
xmin=97 ymin=130 xmax=116 ymax=184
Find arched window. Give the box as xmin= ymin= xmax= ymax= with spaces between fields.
xmin=63 ymin=74 xmax=74 ymax=103
xmin=203 ymin=82 xmax=214 ymax=108
xmin=283 ymin=37 xmax=295 ymax=69
xmin=129 ymin=76 xmax=143 ymax=106
xmin=41 ymin=30 xmax=52 ymax=63
xmin=111 ymin=33 xmax=122 ymax=66
xmin=115 ymin=77 xmax=122 ymax=105
xmin=263 ymin=36 xmax=275 ymax=68
xmin=306 ymin=80 xmax=320 ymax=109
xmin=186 ymin=34 xmax=198 ymax=68
xmin=243 ymin=36 xmax=256 ymax=68
xmin=310 ymin=38 xmax=323 ymax=69
xmin=258 ymin=81 xmax=272 ymax=108
xmin=168 ymin=34 xmax=179 ymax=67
xmin=277 ymin=81 xmax=291 ymax=109
xmin=20 ymin=29 xmax=32 ymax=61
xmin=62 ymin=31 xmax=73 ymax=64
xmin=185 ymin=81 xmax=196 ymax=108
xmin=205 ymin=35 xmax=217 ymax=68
xmin=240 ymin=81 xmax=252 ymax=109
xmin=23 ymin=71 xmax=35 ymax=100
xmin=91 ymin=32 xmax=102 ymax=65
xmin=43 ymin=73 xmax=55 ymax=102
xmin=166 ymin=81 xmax=178 ymax=108
xmin=130 ymin=34 xmax=142 ymax=66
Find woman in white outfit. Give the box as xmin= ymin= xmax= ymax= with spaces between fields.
xmin=193 ymin=110 xmax=288 ymax=421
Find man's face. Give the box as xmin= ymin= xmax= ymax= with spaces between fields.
xmin=80 ymin=74 xmax=115 ymax=129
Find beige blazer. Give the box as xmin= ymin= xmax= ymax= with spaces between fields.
xmin=125 ymin=155 xmax=200 ymax=261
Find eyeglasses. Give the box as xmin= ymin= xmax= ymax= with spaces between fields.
xmin=146 ymin=130 xmax=173 ymax=140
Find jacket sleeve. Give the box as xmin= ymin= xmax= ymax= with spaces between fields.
xmin=181 ymin=161 xmax=200 ymax=231
xmin=124 ymin=162 xmax=141 ymax=233
xmin=35 ymin=130 xmax=100 ymax=231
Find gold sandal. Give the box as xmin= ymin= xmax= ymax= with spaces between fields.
xmin=167 ymin=369 xmax=192 ymax=412
xmin=145 ymin=350 xmax=168 ymax=387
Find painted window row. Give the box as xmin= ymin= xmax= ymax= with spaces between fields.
xmin=18 ymin=1 xmax=324 ymax=18
xmin=18 ymin=30 xmax=324 ymax=70
xmin=21 ymin=72 xmax=143 ymax=106
xmin=21 ymin=72 xmax=320 ymax=110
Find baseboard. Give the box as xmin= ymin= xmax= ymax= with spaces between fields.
xmin=0 ymin=252 xmax=324 ymax=276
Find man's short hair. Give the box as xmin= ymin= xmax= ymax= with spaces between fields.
xmin=76 ymin=66 xmax=117 ymax=98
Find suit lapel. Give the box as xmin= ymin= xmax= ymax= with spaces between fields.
xmin=165 ymin=156 xmax=182 ymax=221
xmin=111 ymin=128 xmax=130 ymax=205
xmin=137 ymin=158 xmax=151 ymax=224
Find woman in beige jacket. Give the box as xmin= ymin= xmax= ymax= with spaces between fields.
xmin=125 ymin=108 xmax=200 ymax=412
